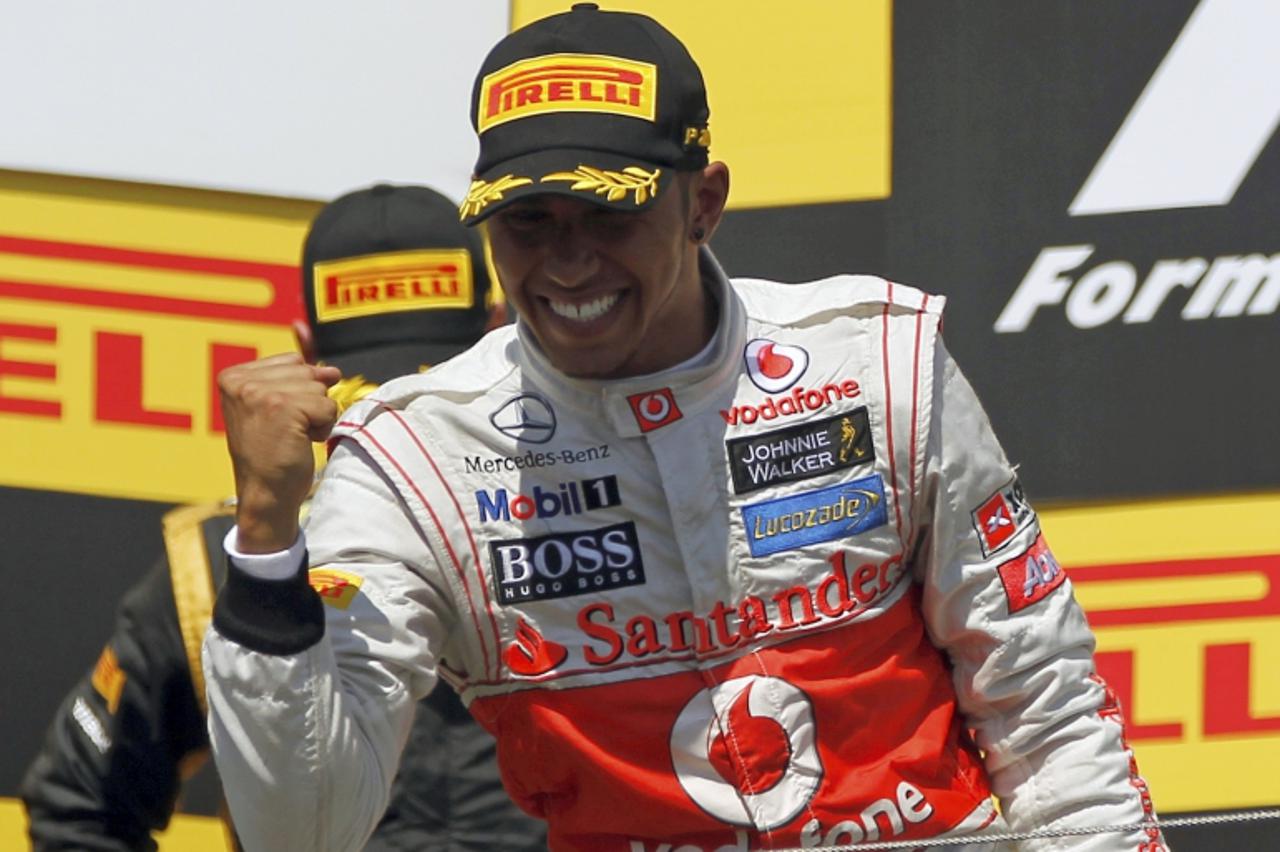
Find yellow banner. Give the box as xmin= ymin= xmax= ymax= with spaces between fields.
xmin=1042 ymin=492 xmax=1280 ymax=811
xmin=511 ymin=1 xmax=892 ymax=209
xmin=0 ymin=171 xmax=316 ymax=502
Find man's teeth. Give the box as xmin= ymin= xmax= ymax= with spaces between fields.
xmin=549 ymin=293 xmax=620 ymax=322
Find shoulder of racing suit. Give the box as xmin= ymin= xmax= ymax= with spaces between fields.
xmin=730 ymin=274 xmax=945 ymax=326
xmin=331 ymin=325 xmax=521 ymax=433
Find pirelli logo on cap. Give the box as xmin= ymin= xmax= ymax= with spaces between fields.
xmin=313 ymin=249 xmax=474 ymax=324
xmin=309 ymin=567 xmax=365 ymax=610
xmin=478 ymin=53 xmax=656 ymax=133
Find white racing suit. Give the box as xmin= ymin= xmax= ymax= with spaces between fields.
xmin=203 ymin=251 xmax=1166 ymax=851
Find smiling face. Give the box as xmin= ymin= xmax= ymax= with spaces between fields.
xmin=483 ymin=164 xmax=729 ymax=379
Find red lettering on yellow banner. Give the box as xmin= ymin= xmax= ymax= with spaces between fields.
xmin=95 ymin=332 xmax=192 ymax=430
xmin=1094 ymin=650 xmax=1184 ymax=740
xmin=1070 ymin=553 xmax=1280 ymax=627
xmin=1203 ymin=643 xmax=1280 ymax=736
xmin=0 ymin=321 xmax=60 ymax=417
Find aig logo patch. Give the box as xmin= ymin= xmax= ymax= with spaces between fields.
xmin=997 ymin=534 xmax=1066 ymax=613
xmin=477 ymin=53 xmax=657 ymax=133
xmin=971 ymin=477 xmax=1035 ymax=557
xmin=489 ymin=521 xmax=645 ymax=604
xmin=726 ymin=408 xmax=874 ymax=494
xmin=741 ymin=474 xmax=888 ymax=557
xmin=312 ymin=249 xmax=474 ymax=323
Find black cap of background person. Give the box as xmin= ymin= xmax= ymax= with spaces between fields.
xmin=303 ymin=184 xmax=494 ymax=383
xmin=459 ymin=2 xmax=710 ymax=225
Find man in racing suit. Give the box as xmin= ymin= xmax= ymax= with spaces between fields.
xmin=204 ymin=5 xmax=1167 ymax=851
xmin=22 ymin=184 xmax=545 ymax=852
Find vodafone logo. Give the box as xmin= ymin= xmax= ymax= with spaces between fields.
xmin=627 ymin=388 xmax=683 ymax=433
xmin=744 ymin=338 xmax=808 ymax=393
xmin=670 ymin=675 xmax=822 ymax=829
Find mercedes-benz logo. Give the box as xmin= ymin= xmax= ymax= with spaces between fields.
xmin=489 ymin=393 xmax=557 ymax=444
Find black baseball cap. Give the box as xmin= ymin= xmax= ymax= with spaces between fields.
xmin=303 ymin=184 xmax=493 ymax=383
xmin=460 ymin=2 xmax=711 ymax=225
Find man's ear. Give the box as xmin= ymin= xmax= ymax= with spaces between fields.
xmin=292 ymin=318 xmax=318 ymax=363
xmin=690 ymin=161 xmax=730 ymax=244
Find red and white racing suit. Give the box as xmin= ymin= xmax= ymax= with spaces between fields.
xmin=203 ymin=251 xmax=1166 ymax=851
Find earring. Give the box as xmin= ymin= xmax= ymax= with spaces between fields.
xmin=691 ymin=227 xmax=706 ymax=242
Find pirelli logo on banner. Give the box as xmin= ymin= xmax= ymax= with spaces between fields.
xmin=313 ymin=249 xmax=474 ymax=323
xmin=478 ymin=53 xmax=657 ymax=133
xmin=0 ymin=217 xmax=300 ymax=503
xmin=1041 ymin=492 xmax=1280 ymax=813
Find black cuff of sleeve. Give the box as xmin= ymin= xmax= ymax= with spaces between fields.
xmin=212 ymin=554 xmax=325 ymax=655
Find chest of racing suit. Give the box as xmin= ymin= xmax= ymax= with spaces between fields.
xmin=206 ymin=252 xmax=1164 ymax=852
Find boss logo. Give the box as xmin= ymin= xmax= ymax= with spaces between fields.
xmin=489 ymin=521 xmax=645 ymax=605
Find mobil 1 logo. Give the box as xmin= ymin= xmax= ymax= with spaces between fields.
xmin=489 ymin=521 xmax=645 ymax=605
xmin=725 ymin=407 xmax=874 ymax=494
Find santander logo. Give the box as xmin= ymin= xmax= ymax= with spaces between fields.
xmin=744 ymin=339 xmax=808 ymax=393
xmin=505 ymin=618 xmax=568 ymax=676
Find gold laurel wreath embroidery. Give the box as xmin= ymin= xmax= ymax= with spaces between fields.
xmin=539 ymin=165 xmax=661 ymax=205
xmin=459 ymin=174 xmax=533 ymax=219
xmin=326 ymin=374 xmax=381 ymax=415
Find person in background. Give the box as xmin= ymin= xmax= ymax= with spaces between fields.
xmin=21 ymin=183 xmax=547 ymax=852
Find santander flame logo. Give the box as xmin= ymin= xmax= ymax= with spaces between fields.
xmin=505 ymin=618 xmax=568 ymax=676
xmin=670 ymin=674 xmax=823 ymax=829
xmin=744 ymin=339 xmax=809 ymax=393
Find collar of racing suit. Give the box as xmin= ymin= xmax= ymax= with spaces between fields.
xmin=514 ymin=246 xmax=747 ymax=439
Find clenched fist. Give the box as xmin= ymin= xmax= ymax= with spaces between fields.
xmin=217 ymin=353 xmax=342 ymax=553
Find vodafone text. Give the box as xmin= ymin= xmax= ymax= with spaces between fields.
xmin=996 ymin=245 xmax=1280 ymax=331
xmin=799 ymin=782 xmax=933 ymax=847
xmin=626 ymin=783 xmax=933 ymax=851
xmin=578 ymin=551 xmax=903 ymax=665
xmin=720 ymin=380 xmax=861 ymax=426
